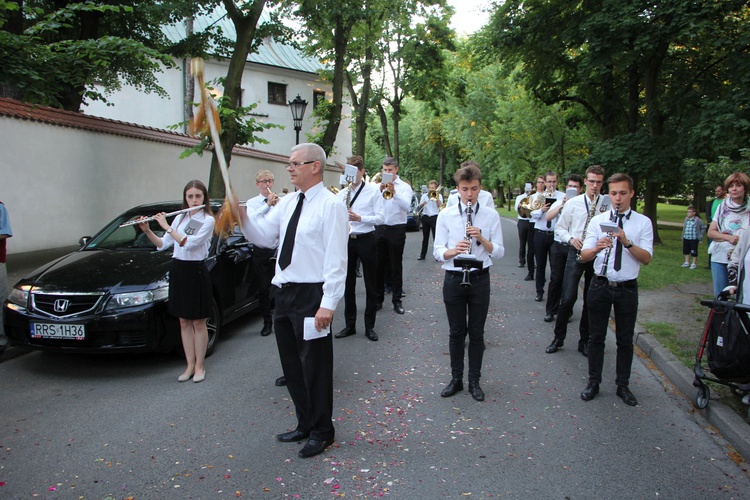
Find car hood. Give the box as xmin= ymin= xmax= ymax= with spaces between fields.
xmin=19 ymin=249 xmax=171 ymax=294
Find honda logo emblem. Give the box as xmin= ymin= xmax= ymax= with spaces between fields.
xmin=53 ymin=299 xmax=70 ymax=313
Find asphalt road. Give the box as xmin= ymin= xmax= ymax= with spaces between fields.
xmin=2 ymin=220 xmax=750 ymax=498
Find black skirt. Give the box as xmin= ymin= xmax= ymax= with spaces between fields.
xmin=168 ymin=259 xmax=212 ymax=319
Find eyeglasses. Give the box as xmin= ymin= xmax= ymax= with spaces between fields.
xmin=288 ymin=160 xmax=317 ymax=169
xmin=258 ymin=179 xmax=274 ymax=184
xmin=586 ymin=179 xmax=604 ymax=185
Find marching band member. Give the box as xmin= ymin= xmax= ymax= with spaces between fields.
xmin=417 ymin=179 xmax=442 ymax=260
xmin=446 ymin=161 xmax=495 ymax=209
xmin=434 ymin=163 xmax=504 ymax=402
xmin=579 ymin=173 xmax=653 ymax=407
xmin=335 ymin=156 xmax=385 ymax=341
xmin=545 ymin=165 xmax=606 ymax=355
xmin=375 ymin=157 xmax=413 ymax=315
xmin=530 ymin=172 xmax=565 ymax=302
xmin=514 ymin=182 xmax=533 ymax=271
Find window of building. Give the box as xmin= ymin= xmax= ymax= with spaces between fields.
xmin=268 ymin=82 xmax=287 ymax=105
xmin=313 ymin=90 xmax=326 ymax=110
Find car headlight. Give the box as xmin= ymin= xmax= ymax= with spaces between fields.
xmin=105 ymin=286 xmax=169 ymax=311
xmin=7 ymin=285 xmax=31 ymax=308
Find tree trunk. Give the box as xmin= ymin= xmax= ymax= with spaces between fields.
xmin=392 ymin=99 xmax=401 ymax=163
xmin=183 ymin=18 xmax=194 ymax=133
xmin=376 ymin=102 xmax=392 ymax=157
xmin=319 ymin=16 xmax=350 ymax=156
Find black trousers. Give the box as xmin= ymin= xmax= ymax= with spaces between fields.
xmin=344 ymin=232 xmax=378 ymax=330
xmin=420 ymin=215 xmax=438 ymax=259
xmin=534 ymin=229 xmax=555 ymax=295
xmin=443 ymin=270 xmax=491 ymax=383
xmin=545 ymin=242 xmax=569 ymax=316
xmin=517 ymin=219 xmax=534 ymax=269
xmin=273 ymin=282 xmax=334 ymax=441
xmin=252 ymin=247 xmax=276 ymax=323
xmin=376 ymin=224 xmax=406 ymax=304
xmin=554 ymin=247 xmax=595 ymax=344
xmin=586 ymin=278 xmax=639 ymax=386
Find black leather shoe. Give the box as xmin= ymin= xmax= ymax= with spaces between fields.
xmin=335 ymin=327 xmax=356 ymax=339
xmin=376 ymin=302 xmax=383 ymax=311
xmin=524 ymin=273 xmax=534 ymax=281
xmin=260 ymin=322 xmax=273 ymax=336
xmin=580 ymin=381 xmax=599 ymax=401
xmin=365 ymin=329 xmax=378 ymax=341
xmin=393 ymin=302 xmax=405 ymax=314
xmin=578 ymin=342 xmax=589 ymax=357
xmin=535 ymin=293 xmax=543 ymax=302
xmin=545 ymin=337 xmax=564 ymax=353
xmin=417 ymin=256 xmax=426 ymax=260
xmin=275 ymin=376 xmax=286 ymax=386
xmin=441 ymin=379 xmax=463 ymax=397
xmin=616 ymin=386 xmax=638 ymax=406
xmin=276 ymin=429 xmax=309 ymax=442
xmin=544 ymin=313 xmax=555 ymax=322
xmin=518 ymin=262 xmax=525 ymax=268
xmin=298 ymin=438 xmax=334 ymax=458
xmin=468 ymin=382 xmax=485 ymax=401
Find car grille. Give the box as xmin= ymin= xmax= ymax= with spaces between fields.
xmin=31 ymin=293 xmax=104 ymax=319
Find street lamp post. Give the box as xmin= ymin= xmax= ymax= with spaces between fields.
xmin=288 ymin=94 xmax=308 ymax=145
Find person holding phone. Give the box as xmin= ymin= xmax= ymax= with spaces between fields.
xmin=578 ymin=173 xmax=653 ymax=407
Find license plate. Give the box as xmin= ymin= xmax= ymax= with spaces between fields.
xmin=31 ymin=322 xmax=86 ymax=340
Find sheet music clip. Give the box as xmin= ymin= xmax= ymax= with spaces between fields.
xmin=454 ymin=255 xmax=483 ymax=288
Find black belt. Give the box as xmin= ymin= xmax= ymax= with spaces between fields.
xmin=594 ymin=277 xmax=638 ymax=288
xmin=349 ymin=231 xmax=375 ymax=240
xmin=446 ymin=267 xmax=489 ymax=278
xmin=555 ymin=241 xmax=571 ymax=248
xmin=535 ymin=229 xmax=554 ymax=235
xmin=277 ymin=281 xmax=324 ymax=289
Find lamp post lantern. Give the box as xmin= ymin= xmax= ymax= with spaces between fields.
xmin=288 ymin=94 xmax=308 ymax=145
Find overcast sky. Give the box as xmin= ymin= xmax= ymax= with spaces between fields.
xmin=448 ymin=0 xmax=492 ymax=36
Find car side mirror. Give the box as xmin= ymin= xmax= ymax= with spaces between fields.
xmin=79 ymin=236 xmax=91 ymax=247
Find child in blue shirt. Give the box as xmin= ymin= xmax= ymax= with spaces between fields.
xmin=682 ymin=205 xmax=705 ymax=269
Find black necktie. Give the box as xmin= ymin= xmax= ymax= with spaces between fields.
xmin=278 ymin=193 xmax=304 ymax=270
xmin=614 ymin=213 xmax=625 ymax=271
xmin=263 ymin=197 xmax=268 ymax=204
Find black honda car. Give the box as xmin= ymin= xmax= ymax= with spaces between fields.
xmin=4 ymin=202 xmax=259 ymax=355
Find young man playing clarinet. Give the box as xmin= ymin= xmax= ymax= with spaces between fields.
xmin=579 ymin=173 xmax=653 ymax=407
xmin=434 ymin=163 xmax=504 ymax=402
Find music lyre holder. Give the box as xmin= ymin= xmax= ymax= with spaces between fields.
xmin=454 ymin=255 xmax=483 ymax=287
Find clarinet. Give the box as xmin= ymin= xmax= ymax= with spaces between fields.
xmin=576 ymin=195 xmax=599 ymax=263
xmin=598 ymin=205 xmax=620 ymax=276
xmin=460 ymin=201 xmax=473 ymax=287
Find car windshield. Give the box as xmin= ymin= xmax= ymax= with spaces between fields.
xmin=85 ymin=208 xmax=181 ymax=251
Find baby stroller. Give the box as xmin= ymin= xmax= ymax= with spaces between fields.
xmin=693 ymin=296 xmax=750 ymax=419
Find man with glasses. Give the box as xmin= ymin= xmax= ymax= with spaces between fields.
xmin=245 ymin=170 xmax=280 ymax=337
xmin=545 ymin=166 xmax=606 ymax=355
xmin=240 ymin=143 xmax=348 ymax=458
xmin=530 ymin=172 xmax=564 ymax=301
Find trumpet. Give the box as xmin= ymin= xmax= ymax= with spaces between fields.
xmin=119 ymin=205 xmax=206 ymax=227
xmin=429 ymin=185 xmax=442 ymax=201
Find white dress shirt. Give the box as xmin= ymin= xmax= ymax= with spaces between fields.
xmin=583 ymin=209 xmax=654 ymax=281
xmin=554 ymin=193 xmax=609 ymax=245
xmin=242 ymin=182 xmax=348 ymax=310
xmin=245 ymin=194 xmax=279 ymax=249
xmin=382 ymin=177 xmax=414 ymax=226
xmin=158 ymin=210 xmax=215 ymax=261
xmin=337 ymin=181 xmax=384 ymax=234
xmin=531 ymin=190 xmax=565 ymax=231
xmin=433 ymin=201 xmax=504 ymax=271
xmin=419 ymin=193 xmax=443 ymax=216
xmin=514 ymin=193 xmax=531 ymax=220
xmin=446 ymin=190 xmax=494 ymax=209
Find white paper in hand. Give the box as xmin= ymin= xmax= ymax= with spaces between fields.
xmin=303 ymin=317 xmax=329 ymax=341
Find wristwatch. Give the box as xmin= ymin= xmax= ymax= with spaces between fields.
xmin=167 ymin=228 xmax=173 ymax=234
xmin=624 ymin=240 xmax=633 ymax=249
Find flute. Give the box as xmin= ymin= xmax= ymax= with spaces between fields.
xmin=119 ymin=205 xmax=206 ymax=227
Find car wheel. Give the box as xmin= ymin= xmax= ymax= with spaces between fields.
xmin=206 ymin=298 xmax=221 ymax=357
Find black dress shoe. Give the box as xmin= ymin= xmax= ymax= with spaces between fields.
xmin=417 ymin=256 xmax=426 ymax=260
xmin=393 ymin=302 xmax=405 ymax=314
xmin=616 ymin=386 xmax=638 ymax=406
xmin=298 ymin=438 xmax=335 ymax=458
xmin=535 ymin=293 xmax=543 ymax=302
xmin=544 ymin=313 xmax=555 ymax=322
xmin=276 ymin=429 xmax=310 ymax=442
xmin=260 ymin=322 xmax=273 ymax=336
xmin=441 ymin=379 xmax=463 ymax=397
xmin=545 ymin=337 xmax=564 ymax=353
xmin=524 ymin=273 xmax=534 ymax=281
xmin=518 ymin=262 xmax=525 ymax=268
xmin=578 ymin=342 xmax=589 ymax=357
xmin=580 ymin=381 xmax=599 ymax=401
xmin=275 ymin=376 xmax=287 ymax=386
xmin=365 ymin=329 xmax=378 ymax=341
xmin=376 ymin=302 xmax=383 ymax=311
xmin=335 ymin=327 xmax=356 ymax=338
xmin=468 ymin=382 xmax=485 ymax=401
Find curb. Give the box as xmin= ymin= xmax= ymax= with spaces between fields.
xmin=636 ymin=330 xmax=750 ymax=459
